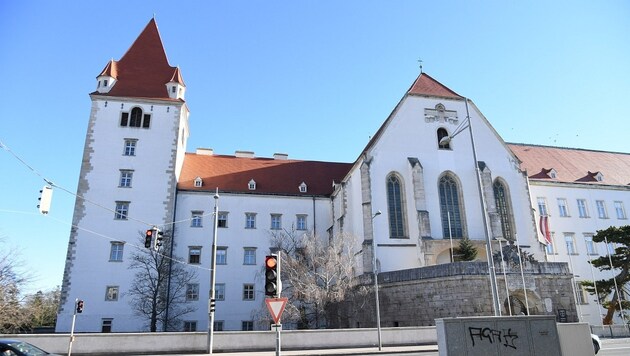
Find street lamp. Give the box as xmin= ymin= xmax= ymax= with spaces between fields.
xmin=439 ymin=98 xmax=501 ymax=316
xmin=207 ymin=188 xmax=220 ymax=354
xmin=371 ymin=210 xmax=383 ymax=351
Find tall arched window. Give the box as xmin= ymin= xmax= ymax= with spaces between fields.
xmin=386 ymin=174 xmax=407 ymax=238
xmin=129 ymin=107 xmax=143 ymax=127
xmin=493 ymin=179 xmax=514 ymax=240
xmin=437 ymin=128 xmax=450 ymax=149
xmin=439 ymin=174 xmax=464 ymax=238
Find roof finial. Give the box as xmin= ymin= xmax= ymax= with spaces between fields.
xmin=417 ymin=58 xmax=423 ymax=74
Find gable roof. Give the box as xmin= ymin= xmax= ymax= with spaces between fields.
xmin=508 ymin=143 xmax=630 ymax=186
xmin=407 ymin=73 xmax=462 ymax=99
xmin=178 ymin=153 xmax=353 ymax=196
xmin=92 ymin=19 xmax=184 ymax=101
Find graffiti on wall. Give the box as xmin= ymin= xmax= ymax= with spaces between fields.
xmin=469 ymin=327 xmax=519 ymax=349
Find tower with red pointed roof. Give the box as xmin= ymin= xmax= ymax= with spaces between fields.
xmin=57 ymin=19 xmax=190 ymax=332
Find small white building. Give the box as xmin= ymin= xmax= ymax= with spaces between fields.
xmin=57 ymin=18 xmax=630 ymax=332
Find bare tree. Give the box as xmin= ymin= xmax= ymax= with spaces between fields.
xmin=267 ymin=229 xmax=365 ymax=329
xmin=0 ymin=237 xmax=32 ymax=333
xmin=24 ymin=287 xmax=60 ymax=330
xmin=126 ymin=231 xmax=197 ymax=332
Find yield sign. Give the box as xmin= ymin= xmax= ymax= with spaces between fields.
xmin=265 ymin=297 xmax=288 ymax=324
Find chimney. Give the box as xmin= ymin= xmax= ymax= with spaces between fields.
xmin=273 ymin=153 xmax=289 ymax=160
xmin=235 ymin=150 xmax=255 ymax=158
xmin=196 ymin=148 xmax=214 ymax=156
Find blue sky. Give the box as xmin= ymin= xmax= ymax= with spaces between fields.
xmin=1 ymin=1 xmax=628 ymax=293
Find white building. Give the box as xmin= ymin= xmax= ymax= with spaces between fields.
xmin=57 ymin=19 xmax=630 ymax=332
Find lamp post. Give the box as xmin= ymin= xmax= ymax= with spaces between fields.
xmin=207 ymin=188 xmax=220 ymax=354
xmin=439 ymin=98 xmax=501 ymax=316
xmin=371 ymin=210 xmax=383 ymax=351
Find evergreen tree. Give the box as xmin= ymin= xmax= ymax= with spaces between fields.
xmin=456 ymin=236 xmax=478 ymax=261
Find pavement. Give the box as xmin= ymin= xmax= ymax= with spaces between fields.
xmin=201 ymin=344 xmax=438 ymax=355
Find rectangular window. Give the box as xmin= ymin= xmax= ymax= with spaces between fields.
xmin=109 ymin=242 xmax=124 ymax=262
xmin=537 ymin=197 xmax=548 ymax=216
xmin=216 ymin=247 xmax=227 ymax=265
xmin=214 ymin=321 xmax=224 ymax=331
xmin=142 ymin=114 xmax=151 ymax=128
xmin=271 ymin=214 xmax=282 ymax=230
xmin=545 ymin=241 xmax=555 ymax=255
xmin=576 ymin=199 xmax=589 ymax=218
xmin=120 ymin=112 xmax=129 ymax=127
xmin=241 ymin=321 xmax=253 ymax=331
xmin=186 ymin=283 xmax=199 ymax=301
xmin=575 ymin=282 xmax=588 ymax=305
xmin=614 ymin=201 xmax=627 ymax=219
xmin=245 ymin=213 xmax=256 ymax=229
xmin=101 ymin=319 xmax=113 ymax=333
xmin=105 ymin=286 xmax=119 ymax=301
xmin=607 ymin=243 xmax=616 ymax=255
xmin=584 ymin=234 xmax=597 ymax=255
xmin=119 ymin=170 xmax=133 ymax=188
xmin=123 ymin=139 xmax=137 ymax=156
xmin=564 ymin=233 xmax=576 ymax=255
xmin=557 ymin=198 xmax=569 ymax=217
xmin=114 ymin=201 xmax=129 ymax=220
xmin=243 ymin=284 xmax=255 ymax=301
xmin=218 ymin=212 xmax=228 ymax=228
xmin=191 ymin=211 xmax=203 ymax=227
xmin=215 ymin=283 xmax=225 ymax=301
xmin=243 ymin=248 xmax=256 ymax=265
xmin=296 ymin=215 xmax=307 ymax=230
xmin=596 ymin=200 xmax=608 ymax=219
xmin=183 ymin=321 xmax=197 ymax=332
xmin=189 ymin=247 xmax=201 ymax=264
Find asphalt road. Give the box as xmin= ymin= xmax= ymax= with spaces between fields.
xmin=599 ymin=337 xmax=630 ymax=356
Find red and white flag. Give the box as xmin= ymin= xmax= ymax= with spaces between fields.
xmin=539 ymin=215 xmax=552 ymax=245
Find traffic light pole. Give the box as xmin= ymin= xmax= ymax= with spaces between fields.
xmin=67 ymin=299 xmax=78 ymax=356
xmin=207 ymin=189 xmax=220 ymax=355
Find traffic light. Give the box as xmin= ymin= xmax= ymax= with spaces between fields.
xmin=144 ymin=229 xmax=154 ymax=248
xmin=153 ymin=229 xmax=164 ymax=251
xmin=265 ymin=254 xmax=281 ymax=297
xmin=76 ymin=299 xmax=84 ymax=313
xmin=37 ymin=185 xmax=53 ymax=214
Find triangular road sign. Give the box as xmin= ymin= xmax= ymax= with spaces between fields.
xmin=265 ymin=297 xmax=288 ymax=324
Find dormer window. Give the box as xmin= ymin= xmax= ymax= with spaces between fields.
xmin=248 ymin=179 xmax=256 ymax=190
xmin=299 ymin=182 xmax=307 ymax=193
xmin=172 ymin=86 xmax=176 ymax=93
xmin=194 ymin=177 xmax=203 ymax=187
xmin=103 ymin=79 xmax=108 ymax=87
xmin=595 ymin=172 xmax=604 ymax=182
xmin=549 ymin=169 xmax=558 ymax=179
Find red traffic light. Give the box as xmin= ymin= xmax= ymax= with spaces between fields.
xmin=146 ymin=229 xmax=153 ymax=236
xmin=265 ymin=255 xmax=277 ymax=269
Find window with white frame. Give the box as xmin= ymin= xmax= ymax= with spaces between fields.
xmin=596 ymin=200 xmax=608 ymax=218
xmin=105 ymin=286 xmax=119 ymax=301
xmin=186 ymin=283 xmax=199 ymax=301
xmin=189 ymin=246 xmax=201 ymax=264
xmin=119 ymin=170 xmax=133 ymax=188
xmin=575 ymin=282 xmax=588 ymax=305
xmin=564 ymin=233 xmax=577 ymax=255
xmin=114 ymin=201 xmax=129 ymax=220
xmin=215 ymin=283 xmax=225 ymax=301
xmin=243 ymin=248 xmax=256 ymax=265
xmin=299 ymin=182 xmax=307 ymax=193
xmin=216 ymin=247 xmax=227 ymax=265
xmin=584 ymin=234 xmax=597 ymax=255
xmin=248 ymin=179 xmax=256 ymax=190
xmin=109 ymin=242 xmax=124 ymax=262
xmin=102 ymin=319 xmax=113 ymax=333
xmin=245 ymin=213 xmax=256 ymax=229
xmin=271 ymin=214 xmax=282 ymax=230
xmin=614 ymin=201 xmax=627 ymax=219
xmin=577 ymin=199 xmax=589 ymax=218
xmin=557 ymin=198 xmax=569 ymax=217
xmin=191 ymin=211 xmax=203 ymax=227
xmin=123 ymin=139 xmax=137 ymax=156
xmin=194 ymin=177 xmax=203 ymax=187
xmin=545 ymin=240 xmax=555 ymax=255
xmin=243 ymin=284 xmax=255 ymax=301
xmin=537 ymin=197 xmax=548 ymax=216
xmin=183 ymin=321 xmax=197 ymax=332
xmin=296 ymin=215 xmax=307 ymax=230
xmin=218 ymin=212 xmax=228 ymax=228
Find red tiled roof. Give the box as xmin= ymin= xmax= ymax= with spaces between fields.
xmin=169 ymin=67 xmax=185 ymax=86
xmin=407 ymin=73 xmax=462 ymax=98
xmin=92 ymin=19 xmax=182 ymax=100
xmin=508 ymin=144 xmax=630 ymax=186
xmin=178 ymin=153 xmax=353 ymax=196
xmin=98 ymin=59 xmax=118 ymax=79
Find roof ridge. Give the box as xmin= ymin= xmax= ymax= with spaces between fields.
xmin=507 ymin=142 xmax=629 ymax=155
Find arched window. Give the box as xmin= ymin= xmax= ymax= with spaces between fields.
xmin=129 ymin=107 xmax=143 ymax=127
xmin=386 ymin=174 xmax=407 ymax=238
xmin=439 ymin=174 xmax=464 ymax=238
xmin=437 ymin=128 xmax=450 ymax=149
xmin=493 ymin=179 xmax=514 ymax=240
